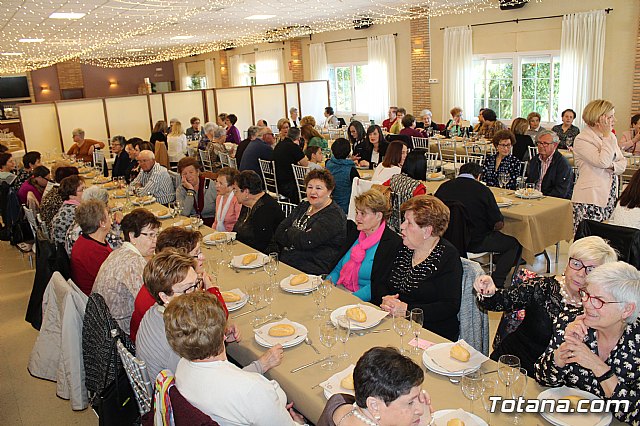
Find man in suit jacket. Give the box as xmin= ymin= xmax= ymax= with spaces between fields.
xmin=526 ymin=130 xmax=574 ymax=199
xmin=110 ymin=136 xmax=131 ymax=179
xmin=435 ymin=162 xmax=521 ymax=287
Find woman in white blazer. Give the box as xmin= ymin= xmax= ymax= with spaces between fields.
xmin=571 ymin=99 xmax=626 ymax=231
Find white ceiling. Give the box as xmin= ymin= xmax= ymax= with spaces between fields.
xmin=0 ymin=0 xmax=504 ymax=72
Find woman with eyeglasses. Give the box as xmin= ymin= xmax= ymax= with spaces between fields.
xmin=92 ymin=208 xmax=161 ymax=335
xmin=474 ymin=236 xmax=617 ymax=376
xmin=535 ymin=261 xmax=640 ymax=425
xmin=481 ymin=129 xmax=521 ymax=190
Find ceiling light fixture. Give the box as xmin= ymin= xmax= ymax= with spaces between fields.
xmin=171 ymin=35 xmax=194 ymax=40
xmin=245 ymin=15 xmax=276 ymax=20
xmin=1 ymin=52 xmax=23 ymax=56
xmin=126 ymin=48 xmax=144 ymax=52
xmin=49 ymin=12 xmax=86 ymax=20
xmin=19 ymin=38 xmax=45 ymax=43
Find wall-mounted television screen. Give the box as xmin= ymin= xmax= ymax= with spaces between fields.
xmin=0 ymin=76 xmax=30 ymax=99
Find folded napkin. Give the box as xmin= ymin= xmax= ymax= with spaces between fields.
xmin=222 ymin=288 xmax=247 ymax=307
xmin=280 ymin=274 xmax=320 ymax=292
xmin=254 ymin=319 xmax=307 ymax=347
xmin=319 ymin=364 xmax=356 ymax=397
xmin=231 ymin=253 xmax=266 ymax=268
xmin=426 ymin=340 xmax=488 ymax=372
xmin=338 ymin=304 xmax=389 ymax=329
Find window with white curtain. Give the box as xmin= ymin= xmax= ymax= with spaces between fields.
xmin=328 ymin=63 xmax=369 ymax=115
xmin=473 ymin=51 xmax=561 ymax=122
xmin=238 ymin=63 xmax=256 ymax=86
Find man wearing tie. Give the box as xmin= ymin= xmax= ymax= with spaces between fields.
xmin=289 ymin=107 xmax=300 ymax=128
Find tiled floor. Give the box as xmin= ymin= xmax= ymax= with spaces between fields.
xmin=0 ymin=239 xmax=568 ymax=425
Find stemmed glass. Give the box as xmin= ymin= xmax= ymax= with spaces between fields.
xmin=190 ymin=214 xmax=201 ymax=231
xmin=461 ymin=369 xmax=484 ymax=414
xmin=410 ymin=308 xmax=424 ymax=355
xmin=174 ymin=200 xmax=183 ymax=218
xmin=498 ymin=355 xmax=521 ymax=401
xmin=319 ymin=321 xmax=338 ymax=370
xmin=481 ymin=378 xmax=498 ymax=425
xmin=336 ymin=315 xmax=350 ymax=361
xmin=311 ymin=281 xmax=324 ymax=319
xmin=393 ymin=311 xmax=411 ymax=354
xmin=318 ymin=275 xmax=333 ymax=314
xmin=246 ymin=283 xmax=264 ymax=327
xmin=262 ymin=282 xmax=275 ymax=320
xmin=169 ymin=202 xmax=178 ymax=223
xmin=263 ymin=252 xmax=279 ymax=288
xmin=498 ymin=172 xmax=510 ymax=190
xmin=510 ymin=368 xmax=528 ymax=425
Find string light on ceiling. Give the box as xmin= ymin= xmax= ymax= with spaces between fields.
xmin=0 ymin=0 xmax=542 ymax=72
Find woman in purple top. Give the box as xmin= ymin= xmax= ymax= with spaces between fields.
xmin=399 ymin=114 xmax=426 ymax=139
xmin=18 ymin=165 xmax=50 ymax=205
xmin=225 ymin=113 xmax=242 ymax=145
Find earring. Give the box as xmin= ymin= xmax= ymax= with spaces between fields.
xmin=374 ymin=415 xmax=381 ymax=421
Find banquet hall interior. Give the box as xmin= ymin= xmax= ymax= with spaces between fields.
xmin=0 ymin=0 xmax=639 ymax=424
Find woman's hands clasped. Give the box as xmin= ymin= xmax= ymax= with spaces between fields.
xmin=473 ymin=275 xmax=497 ymax=297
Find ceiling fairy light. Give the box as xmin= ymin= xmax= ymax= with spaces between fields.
xmin=0 ymin=0 xmax=544 ymax=72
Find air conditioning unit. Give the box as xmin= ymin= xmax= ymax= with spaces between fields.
xmin=354 ymin=18 xmax=373 ymax=30
xmin=499 ymin=0 xmax=529 ymax=10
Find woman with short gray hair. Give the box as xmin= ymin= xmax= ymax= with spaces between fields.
xmin=536 ymin=261 xmax=640 ymax=425
xmin=419 ymin=109 xmax=439 ymax=133
xmin=198 ymin=121 xmax=217 ymax=151
xmin=208 ymin=125 xmax=230 ymax=165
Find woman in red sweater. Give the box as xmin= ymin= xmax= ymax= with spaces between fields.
xmin=70 ymin=200 xmax=113 ymax=295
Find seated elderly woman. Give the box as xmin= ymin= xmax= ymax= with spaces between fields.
xmin=198 ymin=121 xmax=215 ymax=151
xmin=51 ymin=175 xmax=85 ymax=246
xmin=70 ymin=199 xmax=114 ymax=296
xmin=38 ymin=166 xmax=79 ymax=229
xmin=176 ymin=156 xmax=217 ymax=227
xmin=165 ymin=291 xmax=305 ymax=425
xmin=372 ymin=141 xmax=408 ymax=183
xmin=618 ymin=113 xmax=640 ymax=154
xmin=0 ymin=152 xmax=17 ymax=186
xmin=301 ymin=124 xmax=327 ymax=149
xmin=535 ymin=261 xmax=640 ymax=425
xmin=378 ymin=196 xmax=462 ymax=341
xmin=276 ymin=118 xmax=291 ymax=144
xmin=92 ymin=208 xmax=160 ymax=334
xmin=382 ymin=150 xmax=428 ymax=231
xmin=321 ymin=347 xmax=432 ymax=426
xmin=232 ymin=170 xmax=284 ymax=253
xmin=474 ymin=236 xmax=616 ymax=376
xmin=481 ymin=129 xmax=521 ymax=190
xmin=445 ymin=107 xmax=472 ymax=137
xmin=136 ymin=249 xmax=283 ymax=381
xmin=525 ymin=111 xmax=545 ymax=142
xmin=207 ymin=125 xmax=229 ymax=165
xmin=212 ymin=167 xmax=241 ymax=232
xmin=18 ymin=165 xmax=50 ymax=206
xmin=275 ymin=169 xmax=347 ymax=275
xmin=417 ymin=108 xmax=439 ymax=133
xmin=327 ymin=190 xmax=402 ymax=302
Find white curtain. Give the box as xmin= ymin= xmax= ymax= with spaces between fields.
xmin=228 ymin=55 xmax=244 ymax=87
xmin=309 ymin=43 xmax=328 ymax=81
xmin=559 ymin=10 xmax=606 ymax=128
xmin=204 ymin=58 xmax=216 ymax=88
xmin=177 ymin=62 xmax=189 ymax=91
xmin=367 ymin=35 xmax=397 ymax=124
xmin=255 ymin=49 xmax=284 ymax=85
xmin=443 ymin=26 xmax=473 ymax=121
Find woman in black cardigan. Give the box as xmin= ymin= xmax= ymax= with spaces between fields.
xmin=327 ymin=189 xmax=403 ymax=302
xmin=275 ymin=169 xmax=346 ymax=275
xmin=357 ymin=125 xmax=388 ymax=169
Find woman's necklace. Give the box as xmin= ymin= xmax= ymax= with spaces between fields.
xmin=308 ymin=197 xmax=331 ymax=215
xmin=557 ymin=275 xmax=582 ymax=307
xmin=351 ymin=404 xmax=379 ymax=426
xmin=412 ymin=238 xmax=439 ymax=266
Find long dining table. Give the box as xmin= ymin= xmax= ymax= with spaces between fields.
xmin=114 ymin=200 xmax=626 ymax=426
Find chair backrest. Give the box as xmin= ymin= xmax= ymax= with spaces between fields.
xmin=228 ymin=156 xmax=238 ymax=170
xmin=186 ymin=145 xmax=197 ymax=158
xmin=93 ymin=149 xmax=105 ymax=173
xmin=412 ymin=136 xmax=430 ymax=149
xmin=278 ymin=201 xmax=297 ymax=218
xmin=23 ymin=205 xmax=39 ymax=240
xmin=199 ymin=149 xmax=213 ymax=172
xmin=291 ymin=164 xmax=309 ymax=202
xmin=575 ymin=219 xmax=640 ymax=269
xmin=527 ymin=145 xmax=538 ymax=160
xmin=36 ymin=212 xmax=50 ymax=242
xmin=424 ymin=151 xmax=442 ymax=173
xmin=116 ymin=339 xmax=152 ymax=416
xmin=519 ymin=160 xmax=528 ymax=178
xmin=455 ymin=154 xmax=484 ymax=176
xmin=258 ymin=159 xmax=279 ymax=196
xmin=218 ymin=152 xmax=229 ymax=167
xmin=169 ymin=385 xmax=219 ymax=426
xmin=387 ymin=134 xmax=413 ymax=149
xmin=168 ymin=170 xmax=181 ymax=193
xmin=26 ymin=190 xmax=40 ymax=210
xmin=437 ymin=139 xmax=458 ymax=162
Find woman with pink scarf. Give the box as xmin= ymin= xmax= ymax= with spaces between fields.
xmin=328 ymin=190 xmax=402 ymax=302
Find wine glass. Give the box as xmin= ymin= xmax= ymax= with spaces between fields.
xmin=510 ymin=368 xmax=528 ymax=425
xmin=174 ymin=200 xmax=183 ymax=217
xmin=498 ymin=172 xmax=510 ymax=190
xmin=319 ymin=321 xmax=338 ymax=370
xmin=190 ymin=214 xmax=201 ymax=231
xmin=498 ymin=355 xmax=521 ymax=400
xmin=311 ymin=281 xmax=324 ymax=320
xmin=262 ymin=282 xmax=274 ymax=320
xmin=410 ymin=308 xmax=424 ymax=355
xmin=318 ymin=275 xmax=333 ymax=314
xmin=336 ymin=315 xmax=350 ymax=361
xmin=263 ymin=252 xmax=279 ymax=288
xmin=481 ymin=378 xmax=498 ymax=424
xmin=461 ymin=369 xmax=484 ymax=414
xmin=246 ymin=283 xmax=264 ymax=327
xmin=393 ymin=311 xmax=411 ymax=354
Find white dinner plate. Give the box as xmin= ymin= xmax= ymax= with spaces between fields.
xmin=154 ymin=209 xmax=172 ymax=219
xmin=330 ymin=304 xmax=388 ymax=330
xmin=422 ymin=343 xmax=482 ymax=377
xmin=203 ymin=231 xmax=237 ymax=245
xmin=537 ymin=387 xmax=612 ymax=426
xmin=426 ymin=173 xmax=446 ymax=181
xmin=131 ymin=196 xmax=156 ymax=205
xmin=515 ymin=189 xmax=544 ymax=199
xmin=280 ymin=274 xmax=320 ymax=293
xmin=432 ymin=409 xmax=487 ymax=426
xmin=231 ymin=253 xmax=268 ymax=269
xmin=223 ymin=289 xmax=249 ymax=312
xmin=254 ymin=321 xmax=307 ymax=348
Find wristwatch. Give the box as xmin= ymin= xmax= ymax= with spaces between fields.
xmin=595 ymin=369 xmax=614 ymax=383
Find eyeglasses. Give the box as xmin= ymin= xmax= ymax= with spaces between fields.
xmin=497 ymin=143 xmax=511 ymax=148
xmin=140 ymin=232 xmax=159 ymax=239
xmin=192 ymin=252 xmax=205 ymax=260
xmin=536 ymin=142 xmax=553 ymax=147
xmin=568 ymin=257 xmax=596 ymax=275
xmin=174 ymin=281 xmax=199 ymax=295
xmin=578 ymin=289 xmax=625 ymax=310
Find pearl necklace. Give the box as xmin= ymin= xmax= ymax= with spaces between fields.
xmin=558 ymin=275 xmax=582 ymax=307
xmin=351 ymin=404 xmax=379 ymax=426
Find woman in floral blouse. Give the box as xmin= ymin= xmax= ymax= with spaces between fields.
xmin=50 ymin=175 xmax=84 ymax=246
xmin=535 ymin=261 xmax=640 ymax=425
xmin=481 ymin=130 xmax=521 ymax=190
xmin=474 ymin=236 xmax=616 ymax=376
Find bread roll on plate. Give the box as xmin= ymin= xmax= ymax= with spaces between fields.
xmin=340 ymin=374 xmax=355 ymax=390
xmin=290 ymin=273 xmax=309 ymax=286
xmin=346 ymin=306 xmax=367 ymax=322
xmin=242 ymin=253 xmax=258 ymax=265
xmin=268 ymin=324 xmax=296 ymax=337
xmin=447 ymin=419 xmax=465 ymax=426
xmin=221 ymin=291 xmax=241 ymax=303
xmin=450 ymin=343 xmax=470 ymax=362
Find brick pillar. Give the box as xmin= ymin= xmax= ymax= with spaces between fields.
xmin=410 ymin=15 xmax=431 ymax=116
xmin=289 ymin=39 xmax=304 ymax=82
xmin=632 ymin=13 xmax=640 ymax=114
xmin=219 ymin=50 xmax=229 ymax=88
xmin=56 ymin=60 xmax=84 ymax=90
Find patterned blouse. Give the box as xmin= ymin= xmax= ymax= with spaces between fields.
xmin=535 ymin=311 xmax=640 ymax=425
xmin=552 ymin=124 xmax=581 ymax=149
xmin=51 ymin=202 xmax=78 ymax=246
xmin=92 ymin=243 xmax=148 ymax=335
xmin=39 ymin=186 xmax=63 ymax=231
xmin=482 ymin=153 xmax=521 ymax=189
xmin=387 ymin=173 xmax=426 ymax=232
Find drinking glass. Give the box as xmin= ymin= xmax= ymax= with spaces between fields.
xmin=498 ymin=172 xmax=510 ymax=189
xmin=190 ymin=215 xmax=201 ymax=231
xmin=174 ymin=200 xmax=183 ymax=217
xmin=410 ymin=308 xmax=424 ymax=355
xmin=246 ymin=283 xmax=264 ymax=327
xmin=481 ymin=378 xmax=498 ymax=424
xmin=263 ymin=252 xmax=279 ymax=288
xmin=510 ymin=368 xmax=528 ymax=425
xmin=336 ymin=315 xmax=350 ymax=361
xmin=319 ymin=321 xmax=338 ymax=370
xmin=497 ymin=355 xmax=521 ymax=400
xmin=461 ymin=369 xmax=484 ymax=414
xmin=311 ymin=281 xmax=324 ymax=319
xmin=393 ymin=311 xmax=411 ymax=354
xmin=262 ymin=282 xmax=274 ymax=320
xmin=318 ymin=275 xmax=333 ymax=314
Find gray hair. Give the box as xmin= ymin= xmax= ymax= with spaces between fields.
xmin=568 ymin=236 xmax=617 ymax=266
xmin=247 ymin=126 xmax=260 ymax=139
xmin=586 ymin=261 xmax=640 ymax=323
xmin=212 ymin=126 xmax=227 ymax=139
xmin=420 ymin=109 xmax=432 ymax=117
xmin=203 ymin=122 xmax=216 ymax=133
xmin=290 ymin=107 xmax=298 ymax=114
xmin=72 ymin=128 xmax=85 ymax=138
xmin=288 ymin=127 xmax=301 ymax=141
xmin=82 ymin=186 xmax=109 ymax=204
xmin=138 ymin=150 xmax=155 ymax=160
xmin=169 ymin=118 xmax=179 ymax=125
xmin=537 ymin=129 xmax=560 ymax=144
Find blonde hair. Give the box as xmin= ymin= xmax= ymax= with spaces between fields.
xmin=169 ymin=120 xmax=183 ymax=137
xmin=400 ymin=195 xmax=450 ymax=237
xmin=582 ymin=99 xmax=615 ymax=127
xmin=277 ymin=118 xmax=291 ymax=131
xmin=143 ymin=248 xmax=196 ymax=305
xmin=510 ymin=117 xmax=529 ymax=135
xmin=527 ymin=111 xmax=541 ymax=123
xmin=355 ymin=189 xmax=391 ymax=221
xmin=450 ymin=107 xmax=462 ymax=118
xmin=568 ymin=236 xmax=617 ymax=265
xmin=300 ymin=115 xmax=316 ymax=127
xmin=72 ymin=128 xmax=85 ymax=138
